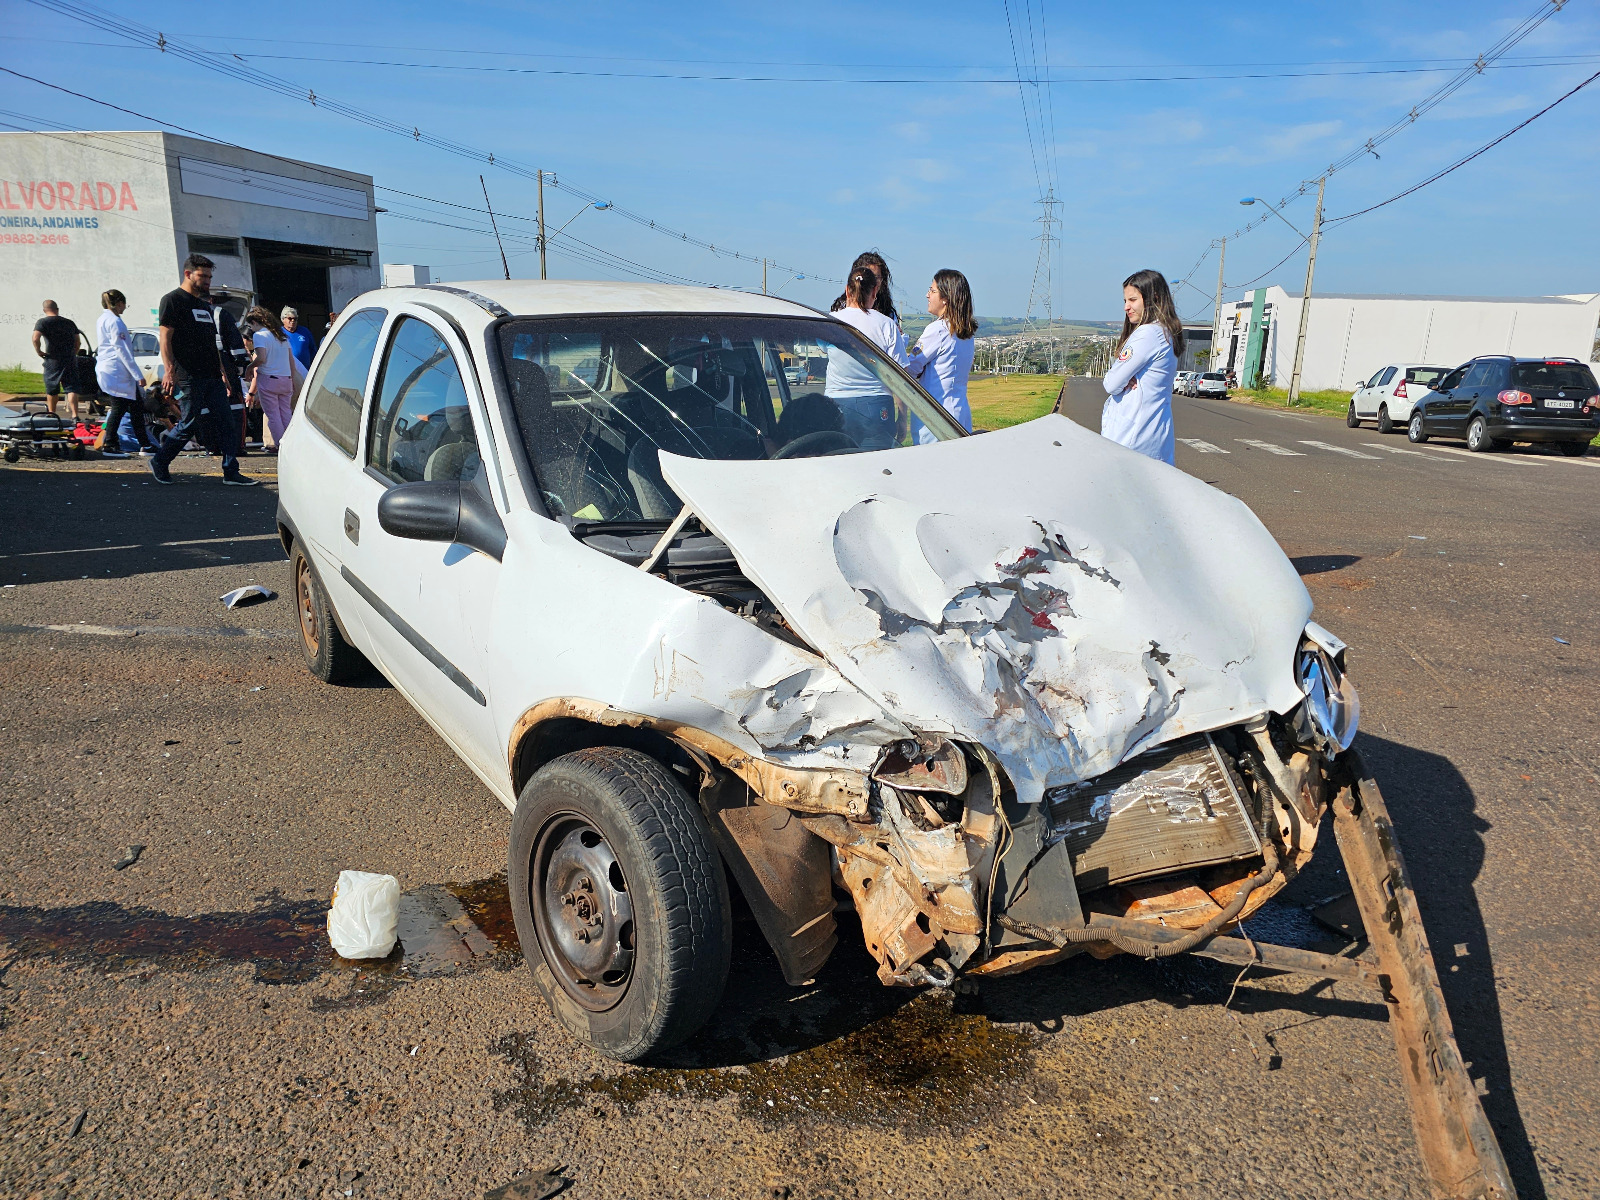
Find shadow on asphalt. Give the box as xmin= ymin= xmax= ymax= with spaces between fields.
xmin=0 ymin=463 xmax=282 ymax=586
xmin=1291 ymin=553 xmax=1362 ymax=576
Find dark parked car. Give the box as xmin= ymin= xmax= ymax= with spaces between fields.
xmin=1406 ymin=355 xmax=1599 ymax=456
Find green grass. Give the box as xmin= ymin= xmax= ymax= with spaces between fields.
xmin=969 ymin=373 xmax=1064 ymax=429
xmin=1230 ymin=384 xmax=1353 ymax=419
xmin=0 ymin=364 xmax=45 ymax=394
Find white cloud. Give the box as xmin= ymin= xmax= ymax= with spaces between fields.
xmin=1263 ymin=120 xmax=1344 ymax=156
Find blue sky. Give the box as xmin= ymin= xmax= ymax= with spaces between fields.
xmin=4 ymin=0 xmax=1598 ymax=320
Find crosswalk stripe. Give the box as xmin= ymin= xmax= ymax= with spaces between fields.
xmin=1362 ymin=442 xmax=1456 ymax=460
xmin=1235 ymin=439 xmax=1303 ymax=455
xmin=1299 ymin=440 xmax=1381 ymax=459
xmin=1179 ymin=439 xmax=1229 ymax=454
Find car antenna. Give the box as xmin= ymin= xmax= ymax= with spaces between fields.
xmin=480 ymin=174 xmax=511 ymax=281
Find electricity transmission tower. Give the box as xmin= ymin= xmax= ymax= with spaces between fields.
xmin=1025 ymin=190 xmax=1061 ymax=372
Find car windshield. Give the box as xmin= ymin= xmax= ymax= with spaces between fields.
xmin=1404 ymin=367 xmax=1446 ymax=388
xmin=129 ymin=331 xmax=159 ymax=357
xmin=496 ymin=313 xmax=967 ymax=523
xmin=1512 ymin=362 xmax=1598 ymax=391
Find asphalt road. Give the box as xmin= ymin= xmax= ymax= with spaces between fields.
xmin=2 ymin=389 xmax=1596 ymax=1200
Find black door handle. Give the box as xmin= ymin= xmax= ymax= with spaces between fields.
xmin=344 ymin=508 xmax=360 ymax=544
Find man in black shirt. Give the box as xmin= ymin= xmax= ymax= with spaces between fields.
xmin=31 ymin=300 xmax=82 ymax=421
xmin=149 ymin=254 xmax=255 ymax=486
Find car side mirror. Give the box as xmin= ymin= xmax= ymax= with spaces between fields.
xmin=376 ymin=480 xmax=506 ymax=562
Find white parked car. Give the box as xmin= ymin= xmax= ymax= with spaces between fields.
xmin=127 ymin=326 xmax=162 ymax=386
xmin=1347 ymin=363 xmax=1449 ymax=433
xmin=1194 ymin=371 xmax=1228 ymax=397
xmin=270 ymin=283 xmax=1506 ymax=1192
xmin=1174 ymin=370 xmax=1197 ymax=396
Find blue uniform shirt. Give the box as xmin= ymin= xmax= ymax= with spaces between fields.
xmin=285 ymin=326 xmax=316 ymax=370
xmin=1101 ymin=323 xmax=1176 ymax=464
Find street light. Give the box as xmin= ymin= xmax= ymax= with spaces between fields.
xmin=1237 ymin=182 xmax=1325 ymax=407
xmin=772 ymin=272 xmax=806 ymax=295
xmin=538 ymin=200 xmax=611 ymax=279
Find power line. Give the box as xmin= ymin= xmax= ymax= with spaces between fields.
xmin=20 ymin=0 xmax=839 ymax=283
xmin=1327 ymin=66 xmax=1600 ymax=225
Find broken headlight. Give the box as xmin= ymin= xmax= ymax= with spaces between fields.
xmin=1293 ymin=621 xmax=1359 ymax=753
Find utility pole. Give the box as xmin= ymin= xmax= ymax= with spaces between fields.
xmin=537 ymin=169 xmax=547 ymax=281
xmin=1287 ymin=177 xmax=1325 ymax=407
xmin=1211 ymin=236 xmax=1226 ymax=371
xmin=762 ymin=257 xmax=768 ymax=295
xmin=480 ymin=175 xmax=510 ymax=281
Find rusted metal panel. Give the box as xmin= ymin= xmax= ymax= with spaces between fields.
xmin=1043 ymin=734 xmax=1261 ymax=890
xmin=711 ymin=802 xmax=837 ymax=986
xmin=1333 ymin=760 xmax=1515 ymax=1200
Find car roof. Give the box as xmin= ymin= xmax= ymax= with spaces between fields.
xmin=371 ymin=280 xmax=827 ymax=325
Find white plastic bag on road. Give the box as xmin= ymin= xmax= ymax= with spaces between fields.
xmin=327 ymin=870 xmax=400 ymax=959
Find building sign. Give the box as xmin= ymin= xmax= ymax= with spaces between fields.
xmin=1 ymin=179 xmax=138 ymax=211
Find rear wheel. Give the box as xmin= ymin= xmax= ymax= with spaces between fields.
xmin=510 ymin=747 xmax=731 ymax=1062
xmin=1407 ymin=413 xmax=1429 ymax=443
xmin=1558 ymin=441 xmax=1591 ymax=458
xmin=1377 ymin=404 xmax=1394 ymax=435
xmin=1346 ymin=402 xmax=1361 ymax=428
xmin=291 ymin=543 xmax=368 ymax=683
xmin=1466 ymin=415 xmax=1494 ymax=453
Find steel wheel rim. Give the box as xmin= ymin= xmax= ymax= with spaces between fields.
xmin=531 ymin=814 xmax=635 ymax=1012
xmin=295 ymin=557 xmax=320 ymax=657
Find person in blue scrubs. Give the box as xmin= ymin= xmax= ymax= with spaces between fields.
xmin=1101 ymin=268 xmax=1184 ymax=465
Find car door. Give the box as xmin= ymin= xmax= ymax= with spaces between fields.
xmin=1443 ymin=361 xmax=1493 ymax=435
xmin=283 ymin=307 xmax=389 ymax=643
xmin=337 ymin=309 xmax=507 ymax=784
xmin=1354 ymin=367 xmax=1384 ymax=416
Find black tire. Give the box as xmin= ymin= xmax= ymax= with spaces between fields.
xmin=1467 ymin=415 xmax=1494 ymax=453
xmin=291 ymin=543 xmax=368 ymax=683
xmin=3 ymin=446 xmax=18 ymax=463
xmin=1558 ymin=441 xmax=1591 ymax=458
xmin=1346 ymin=402 xmax=1361 ymax=428
xmin=1377 ymin=404 xmax=1393 ymax=435
xmin=1408 ymin=413 xmax=1429 ymax=443
xmin=510 ymin=746 xmax=731 ymax=1062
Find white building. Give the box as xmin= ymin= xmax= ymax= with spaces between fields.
xmin=1 ymin=130 xmax=379 ymax=367
xmin=1215 ymin=286 xmax=1600 ymax=392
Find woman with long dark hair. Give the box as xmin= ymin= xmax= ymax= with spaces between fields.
xmin=245 ymin=305 xmax=295 ymax=451
xmin=1102 ymin=268 xmax=1184 ymax=464
xmin=823 ymin=264 xmax=908 ymax=450
xmin=909 ymin=268 xmax=977 ymax=439
xmin=830 ymin=250 xmax=898 ymax=323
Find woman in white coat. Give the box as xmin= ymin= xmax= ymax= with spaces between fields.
xmin=94 ymin=289 xmax=150 ymax=457
xmin=824 ymin=264 xmax=908 ymax=450
xmin=908 ymin=268 xmax=976 ymax=440
xmin=1102 ymin=268 xmax=1184 ymax=465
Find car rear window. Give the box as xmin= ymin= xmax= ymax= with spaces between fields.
xmin=1201 ymin=372 xmax=1224 ymax=380
xmin=1404 ymin=367 xmax=1446 ymax=388
xmin=1511 ymin=362 xmax=1598 ymax=392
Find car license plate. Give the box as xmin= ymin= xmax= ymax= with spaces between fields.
xmin=1545 ymin=399 xmax=1575 ymax=409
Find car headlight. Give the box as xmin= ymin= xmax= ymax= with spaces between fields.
xmin=1293 ymin=621 xmax=1359 ymax=752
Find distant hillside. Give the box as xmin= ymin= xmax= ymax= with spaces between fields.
xmin=900 ymin=313 xmax=1117 ymax=341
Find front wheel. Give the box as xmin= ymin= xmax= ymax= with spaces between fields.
xmin=1408 ymin=413 xmax=1429 ymax=443
xmin=1377 ymin=405 xmax=1394 ymax=435
xmin=1466 ymin=415 xmax=1494 ymax=453
xmin=510 ymin=747 xmax=732 ymax=1062
xmin=1346 ymin=402 xmax=1361 ymax=428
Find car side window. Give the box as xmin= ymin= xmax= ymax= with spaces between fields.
xmin=1460 ymin=362 xmax=1492 ymax=390
xmin=367 ymin=316 xmax=481 ymax=486
xmin=302 ymin=309 xmax=386 ymax=457
xmin=1365 ymin=369 xmax=1385 ymax=387
xmin=1437 ymin=367 xmax=1466 ymax=392
xmin=1378 ymin=366 xmax=1397 ymax=386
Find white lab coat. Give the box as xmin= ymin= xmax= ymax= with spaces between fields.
xmin=95 ymin=310 xmax=143 ymax=400
xmin=909 ymin=317 xmax=974 ymax=441
xmin=1101 ymin=323 xmax=1176 ymax=464
xmin=824 ymin=306 xmax=907 ymax=397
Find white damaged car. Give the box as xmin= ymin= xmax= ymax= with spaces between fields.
xmin=278 ymin=282 xmax=1507 ymax=1196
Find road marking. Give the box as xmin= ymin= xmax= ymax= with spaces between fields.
xmin=1421 ymin=443 xmax=1600 ymax=468
xmin=1236 ymin=439 xmax=1304 ymax=455
xmin=1299 ymin=440 xmax=1381 ymax=460
xmin=1362 ymin=443 xmax=1448 ymax=458
xmin=0 ymin=622 xmax=292 ymax=640
xmin=0 ymin=533 xmax=279 ymax=560
xmin=1179 ymin=439 xmax=1230 ymax=454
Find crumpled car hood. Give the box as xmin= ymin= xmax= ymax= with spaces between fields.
xmin=661 ymin=415 xmax=1313 ymax=804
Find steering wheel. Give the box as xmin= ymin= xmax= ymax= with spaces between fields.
xmin=772 ymin=430 xmax=859 ymax=460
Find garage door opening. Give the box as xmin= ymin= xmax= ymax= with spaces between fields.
xmin=246 ymin=239 xmax=371 ymax=337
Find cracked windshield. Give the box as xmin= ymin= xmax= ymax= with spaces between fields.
xmin=496 ymin=315 xmax=965 ymax=521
